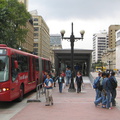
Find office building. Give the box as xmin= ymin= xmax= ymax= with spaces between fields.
xmin=30 ymin=10 xmax=50 ymax=59
xmin=50 ymin=34 xmax=62 ymax=68
xmin=108 ymin=25 xmax=120 ymax=49
xmin=92 ymin=31 xmax=108 ymax=63
xmin=18 ymin=0 xmax=28 ymax=10
xmin=116 ymin=29 xmax=120 ymax=70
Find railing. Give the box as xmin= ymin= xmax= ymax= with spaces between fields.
xmin=36 ymin=84 xmax=44 ymax=100
xmin=89 ymin=72 xmax=95 ymax=84
xmin=27 ymin=83 xmax=43 ymax=103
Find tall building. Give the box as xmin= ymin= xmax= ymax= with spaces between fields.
xmin=50 ymin=34 xmax=62 ymax=47
xmin=30 ymin=10 xmax=50 ymax=59
xmin=108 ymin=25 xmax=120 ymax=49
xmin=18 ymin=0 xmax=28 ymax=10
xmin=18 ymin=0 xmax=34 ymax=52
xmin=92 ymin=31 xmax=108 ymax=63
xmin=116 ymin=29 xmax=120 ymax=69
xmin=21 ymin=19 xmax=34 ymax=52
xmin=50 ymin=34 xmax=62 ymax=68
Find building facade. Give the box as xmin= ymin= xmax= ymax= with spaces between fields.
xmin=101 ymin=25 xmax=120 ymax=70
xmin=92 ymin=31 xmax=108 ymax=63
xmin=21 ymin=20 xmax=34 ymax=52
xmin=17 ymin=0 xmax=34 ymax=52
xmin=50 ymin=34 xmax=62 ymax=68
xmin=101 ymin=48 xmax=116 ymax=69
xmin=116 ymin=29 xmax=120 ymax=70
xmin=108 ymin=25 xmax=120 ymax=49
xmin=30 ymin=10 xmax=50 ymax=59
xmin=18 ymin=0 xmax=28 ymax=10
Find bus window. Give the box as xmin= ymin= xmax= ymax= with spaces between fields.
xmin=0 ymin=56 xmax=9 ymax=82
xmin=35 ymin=58 xmax=39 ymax=71
xmin=42 ymin=60 xmax=45 ymax=71
xmin=17 ymin=54 xmax=28 ymax=72
xmin=11 ymin=55 xmax=18 ymax=81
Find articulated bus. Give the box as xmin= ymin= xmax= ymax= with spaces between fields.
xmin=0 ymin=44 xmax=51 ymax=102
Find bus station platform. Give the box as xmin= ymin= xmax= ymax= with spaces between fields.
xmin=10 ymin=74 xmax=120 ymax=120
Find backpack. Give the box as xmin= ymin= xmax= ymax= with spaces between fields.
xmin=93 ymin=77 xmax=101 ymax=89
xmin=110 ymin=77 xmax=117 ymax=89
xmin=96 ymin=78 xmax=103 ymax=91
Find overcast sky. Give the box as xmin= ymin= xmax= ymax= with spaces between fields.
xmin=28 ymin=0 xmax=120 ymax=49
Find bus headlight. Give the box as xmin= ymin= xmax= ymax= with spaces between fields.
xmin=2 ymin=88 xmax=9 ymax=92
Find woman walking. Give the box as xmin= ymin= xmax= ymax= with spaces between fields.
xmin=56 ymin=73 xmax=65 ymax=93
xmin=76 ymin=72 xmax=83 ymax=93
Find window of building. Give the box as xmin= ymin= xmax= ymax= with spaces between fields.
xmin=34 ymin=18 xmax=38 ymax=21
xmin=34 ymin=23 xmax=38 ymax=25
xmin=33 ymin=48 xmax=38 ymax=53
xmin=34 ymin=27 xmax=39 ymax=31
xmin=34 ymin=39 xmax=38 ymax=42
xmin=34 ymin=43 xmax=38 ymax=47
xmin=34 ymin=33 xmax=38 ymax=37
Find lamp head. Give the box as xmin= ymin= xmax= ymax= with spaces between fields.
xmin=60 ymin=30 xmax=65 ymax=39
xmin=80 ymin=30 xmax=85 ymax=39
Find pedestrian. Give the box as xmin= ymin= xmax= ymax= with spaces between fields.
xmin=55 ymin=73 xmax=65 ymax=93
xmin=76 ymin=71 xmax=83 ymax=93
xmin=61 ymin=71 xmax=66 ymax=77
xmin=43 ymin=71 xmax=48 ymax=94
xmin=65 ymin=67 xmax=71 ymax=86
xmin=102 ymin=73 xmax=110 ymax=108
xmin=93 ymin=72 xmax=102 ymax=100
xmin=44 ymin=74 xmax=54 ymax=106
xmin=51 ymin=70 xmax=56 ymax=87
xmin=94 ymin=72 xmax=106 ymax=106
xmin=109 ymin=72 xmax=117 ymax=106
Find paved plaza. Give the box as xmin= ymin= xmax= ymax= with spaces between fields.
xmin=10 ymin=74 xmax=120 ymax=120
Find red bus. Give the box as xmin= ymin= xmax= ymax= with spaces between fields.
xmin=0 ymin=44 xmax=51 ymax=102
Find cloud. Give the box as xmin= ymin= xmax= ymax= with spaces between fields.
xmin=28 ymin=0 xmax=120 ymax=49
xmin=29 ymin=0 xmax=120 ymax=20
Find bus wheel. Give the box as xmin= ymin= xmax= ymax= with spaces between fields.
xmin=17 ymin=85 xmax=24 ymax=102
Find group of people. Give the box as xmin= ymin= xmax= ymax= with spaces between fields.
xmin=43 ymin=67 xmax=84 ymax=106
xmin=93 ymin=71 xmax=117 ymax=109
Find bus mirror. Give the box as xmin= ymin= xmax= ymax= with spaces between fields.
xmin=14 ymin=60 xmax=18 ymax=69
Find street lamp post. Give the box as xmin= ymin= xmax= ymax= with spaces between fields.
xmin=60 ymin=22 xmax=85 ymax=92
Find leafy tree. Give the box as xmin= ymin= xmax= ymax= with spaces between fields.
xmin=0 ymin=0 xmax=31 ymax=48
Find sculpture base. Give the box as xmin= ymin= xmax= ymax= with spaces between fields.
xmin=68 ymin=88 xmax=76 ymax=92
xmin=68 ymin=83 xmax=76 ymax=92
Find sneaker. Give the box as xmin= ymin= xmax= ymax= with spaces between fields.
xmin=94 ymin=102 xmax=98 ymax=107
xmin=51 ymin=103 xmax=53 ymax=105
xmin=102 ymin=105 xmax=106 ymax=108
xmin=109 ymin=107 xmax=112 ymax=109
xmin=112 ymin=104 xmax=116 ymax=106
xmin=45 ymin=104 xmax=50 ymax=106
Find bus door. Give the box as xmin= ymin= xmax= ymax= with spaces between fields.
xmin=10 ymin=54 xmax=19 ymax=100
xmin=32 ymin=57 xmax=36 ymax=81
xmin=28 ymin=56 xmax=33 ymax=82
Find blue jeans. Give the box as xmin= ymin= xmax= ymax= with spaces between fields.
xmin=66 ymin=76 xmax=71 ymax=86
xmin=94 ymin=92 xmax=105 ymax=105
xmin=59 ymin=83 xmax=63 ymax=93
xmin=95 ymin=89 xmax=101 ymax=100
xmin=105 ymin=90 xmax=112 ymax=108
xmin=111 ymin=89 xmax=116 ymax=106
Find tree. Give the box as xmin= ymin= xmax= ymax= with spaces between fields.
xmin=0 ymin=0 xmax=31 ymax=48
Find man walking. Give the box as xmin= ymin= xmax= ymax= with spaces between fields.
xmin=109 ymin=72 xmax=117 ymax=106
xmin=44 ymin=74 xmax=54 ymax=106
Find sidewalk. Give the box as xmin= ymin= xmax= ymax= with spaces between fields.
xmin=10 ymin=76 xmax=120 ymax=120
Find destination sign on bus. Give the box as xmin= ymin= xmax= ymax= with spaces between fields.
xmin=0 ymin=49 xmax=7 ymax=55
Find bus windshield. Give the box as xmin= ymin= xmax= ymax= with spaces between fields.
xmin=0 ymin=56 xmax=9 ymax=82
